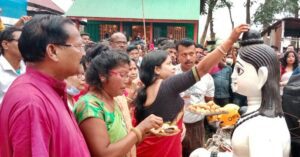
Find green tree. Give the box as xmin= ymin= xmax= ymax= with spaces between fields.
xmin=253 ymin=0 xmax=300 ymax=29
xmin=246 ymin=0 xmax=251 ymax=24
xmin=245 ymin=0 xmax=261 ymax=24
xmin=284 ymin=0 xmax=299 ymax=18
xmin=219 ymin=0 xmax=234 ymax=29
xmin=200 ymin=0 xmax=218 ymax=44
xmin=199 ymin=0 xmax=234 ymax=44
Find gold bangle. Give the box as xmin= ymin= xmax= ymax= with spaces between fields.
xmin=217 ymin=45 xmax=227 ymax=56
xmin=131 ymin=127 xmax=142 ymax=143
xmin=192 ymin=66 xmax=200 ymax=82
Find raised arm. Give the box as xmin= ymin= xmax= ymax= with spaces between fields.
xmin=196 ymin=24 xmax=249 ymax=77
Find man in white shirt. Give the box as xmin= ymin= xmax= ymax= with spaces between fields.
xmin=0 ymin=27 xmax=25 ymax=104
xmin=175 ymin=38 xmax=214 ymax=157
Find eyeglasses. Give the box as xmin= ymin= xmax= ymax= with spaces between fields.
xmin=54 ymin=43 xmax=85 ymax=52
xmin=112 ymin=41 xmax=127 ymax=45
xmin=110 ymin=70 xmax=129 ymax=79
xmin=8 ymin=39 xmax=19 ymax=42
xmin=76 ymin=73 xmax=85 ymax=80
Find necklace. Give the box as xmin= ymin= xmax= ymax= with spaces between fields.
xmin=241 ymin=110 xmax=259 ymax=118
xmin=231 ymin=110 xmax=260 ymax=137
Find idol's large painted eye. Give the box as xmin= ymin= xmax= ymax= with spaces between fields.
xmin=236 ymin=67 xmax=244 ymax=76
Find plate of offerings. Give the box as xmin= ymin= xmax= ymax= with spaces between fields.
xmin=150 ymin=122 xmax=181 ymax=136
xmin=187 ymin=101 xmax=228 ymax=116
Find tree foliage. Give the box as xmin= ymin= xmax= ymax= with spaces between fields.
xmin=284 ymin=0 xmax=299 ymax=18
xmin=254 ymin=0 xmax=299 ymax=29
xmin=200 ymin=0 xmax=208 ymax=14
xmin=200 ymin=0 xmax=218 ymax=44
xmin=199 ymin=0 xmax=234 ymax=44
xmin=219 ymin=0 xmax=234 ymax=28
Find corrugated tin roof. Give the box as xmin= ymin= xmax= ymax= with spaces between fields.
xmin=28 ymin=0 xmax=64 ymax=14
xmin=261 ymin=18 xmax=300 ymax=37
xmin=66 ymin=0 xmax=199 ymax=21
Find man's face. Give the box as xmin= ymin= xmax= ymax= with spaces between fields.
xmin=177 ymin=45 xmax=196 ymax=71
xmin=276 ymin=50 xmax=282 ymax=60
xmin=4 ymin=31 xmax=22 ymax=60
xmin=195 ymin=47 xmax=204 ymax=55
xmin=166 ymin=48 xmax=177 ymax=65
xmin=195 ymin=47 xmax=205 ymax=61
xmin=81 ymin=35 xmax=90 ymax=44
xmin=128 ymin=49 xmax=139 ymax=61
xmin=56 ymin=24 xmax=85 ymax=79
xmin=110 ymin=35 xmax=127 ymax=51
xmin=287 ymin=46 xmax=295 ymax=52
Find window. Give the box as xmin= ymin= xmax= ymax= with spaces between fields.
xmin=131 ymin=25 xmax=150 ymax=42
xmin=167 ymin=26 xmax=186 ymax=41
xmin=100 ymin=24 xmax=119 ymax=40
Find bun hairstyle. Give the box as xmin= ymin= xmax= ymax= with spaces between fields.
xmin=239 ymin=29 xmax=264 ymax=46
xmin=238 ymin=29 xmax=283 ymax=117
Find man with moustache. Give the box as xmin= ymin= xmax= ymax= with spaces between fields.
xmin=0 ymin=15 xmax=89 ymax=157
xmin=175 ymin=38 xmax=215 ymax=157
xmin=0 ymin=27 xmax=25 ymax=104
xmin=161 ymin=41 xmax=177 ymax=65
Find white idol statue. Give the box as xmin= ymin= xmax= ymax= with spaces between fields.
xmin=190 ymin=30 xmax=290 ymax=157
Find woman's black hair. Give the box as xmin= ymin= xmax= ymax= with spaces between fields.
xmin=85 ymin=50 xmax=130 ymax=89
xmin=130 ymin=58 xmax=139 ymax=69
xmin=81 ymin=43 xmax=109 ymax=71
xmin=135 ymin=50 xmax=168 ymax=122
xmin=238 ymin=29 xmax=283 ymax=117
xmin=281 ymin=50 xmax=299 ymax=70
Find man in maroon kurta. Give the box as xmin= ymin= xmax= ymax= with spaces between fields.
xmin=0 ymin=15 xmax=90 ymax=157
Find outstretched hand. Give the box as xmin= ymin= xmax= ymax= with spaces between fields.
xmin=15 ymin=16 xmax=32 ymax=27
xmin=229 ymin=24 xmax=250 ymax=43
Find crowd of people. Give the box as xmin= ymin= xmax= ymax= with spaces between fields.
xmin=0 ymin=14 xmax=298 ymax=157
